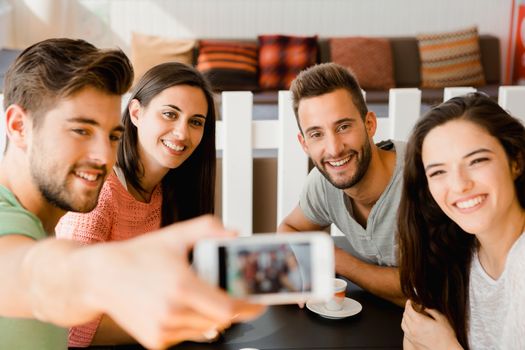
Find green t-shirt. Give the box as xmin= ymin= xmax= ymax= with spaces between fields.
xmin=0 ymin=185 xmax=68 ymax=350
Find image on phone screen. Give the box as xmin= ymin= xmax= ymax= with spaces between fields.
xmin=218 ymin=243 xmax=311 ymax=297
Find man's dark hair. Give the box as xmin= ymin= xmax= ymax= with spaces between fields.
xmin=3 ymin=38 xmax=133 ymax=127
xmin=290 ymin=63 xmax=368 ymax=133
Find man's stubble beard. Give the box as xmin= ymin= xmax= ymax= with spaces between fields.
xmin=314 ymin=139 xmax=372 ymax=190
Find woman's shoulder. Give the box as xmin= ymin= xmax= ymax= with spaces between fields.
xmin=102 ymin=171 xmax=131 ymax=202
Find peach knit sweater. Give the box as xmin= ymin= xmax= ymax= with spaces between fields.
xmin=55 ymin=170 xmax=162 ymax=347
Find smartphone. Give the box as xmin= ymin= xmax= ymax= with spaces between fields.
xmin=193 ymin=232 xmax=334 ymax=305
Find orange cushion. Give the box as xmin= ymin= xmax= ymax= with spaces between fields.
xmin=417 ymin=26 xmax=485 ymax=88
xmin=330 ymin=37 xmax=395 ymax=91
xmin=258 ymin=35 xmax=318 ymax=90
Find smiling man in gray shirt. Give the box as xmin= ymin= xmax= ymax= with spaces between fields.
xmin=278 ymin=63 xmax=406 ymax=305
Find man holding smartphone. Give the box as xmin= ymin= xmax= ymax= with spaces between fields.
xmin=0 ymin=38 xmax=263 ymax=349
xmin=278 ymin=63 xmax=406 ymax=306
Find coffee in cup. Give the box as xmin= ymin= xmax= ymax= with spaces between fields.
xmin=325 ymin=278 xmax=347 ymax=311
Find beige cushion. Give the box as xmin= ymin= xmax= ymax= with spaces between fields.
xmin=130 ymin=32 xmax=195 ymax=87
xmin=417 ymin=26 xmax=485 ymax=88
xmin=330 ymin=37 xmax=395 ymax=90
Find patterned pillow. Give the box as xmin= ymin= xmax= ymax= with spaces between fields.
xmin=196 ymin=40 xmax=259 ymax=91
xmin=329 ymin=37 xmax=395 ymax=90
xmin=417 ymin=26 xmax=485 ymax=88
xmin=131 ymin=32 xmax=195 ymax=87
xmin=258 ymin=35 xmax=318 ymax=90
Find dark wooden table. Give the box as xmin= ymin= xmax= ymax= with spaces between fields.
xmin=172 ymin=280 xmax=403 ymax=350
xmin=82 ymin=238 xmax=404 ymax=350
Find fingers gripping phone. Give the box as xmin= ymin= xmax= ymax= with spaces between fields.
xmin=194 ymin=232 xmax=334 ymax=305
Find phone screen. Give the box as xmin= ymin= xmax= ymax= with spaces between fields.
xmin=218 ymin=243 xmax=312 ymax=297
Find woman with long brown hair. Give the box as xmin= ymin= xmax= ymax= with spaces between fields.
xmin=398 ymin=93 xmax=525 ymax=349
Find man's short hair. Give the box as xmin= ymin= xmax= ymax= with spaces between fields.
xmin=3 ymin=38 xmax=133 ymax=126
xmin=290 ymin=63 xmax=368 ymax=132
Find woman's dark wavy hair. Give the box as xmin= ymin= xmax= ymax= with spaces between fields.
xmin=117 ymin=62 xmax=216 ymax=226
xmin=398 ymin=92 xmax=525 ymax=349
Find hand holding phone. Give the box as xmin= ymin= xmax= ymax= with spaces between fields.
xmin=194 ymin=232 xmax=334 ymax=305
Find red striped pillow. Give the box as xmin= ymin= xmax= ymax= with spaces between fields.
xmin=258 ymin=35 xmax=318 ymax=90
xmin=197 ymin=40 xmax=259 ymax=91
xmin=417 ymin=27 xmax=485 ymax=88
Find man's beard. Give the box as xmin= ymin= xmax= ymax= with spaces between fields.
xmin=315 ymin=139 xmax=372 ymax=190
xmin=29 ymin=153 xmax=105 ymax=213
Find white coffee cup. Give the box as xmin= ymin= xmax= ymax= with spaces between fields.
xmin=324 ymin=278 xmax=347 ymax=311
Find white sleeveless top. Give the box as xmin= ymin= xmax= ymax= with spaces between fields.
xmin=468 ymin=233 xmax=525 ymax=349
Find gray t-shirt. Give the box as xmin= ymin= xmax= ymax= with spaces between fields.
xmin=299 ymin=140 xmax=405 ymax=267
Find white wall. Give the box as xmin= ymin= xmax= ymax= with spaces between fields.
xmin=0 ymin=1 xmax=13 ymax=48
xmin=6 ymin=0 xmax=68 ymax=48
xmin=5 ymin=0 xmax=514 ymax=79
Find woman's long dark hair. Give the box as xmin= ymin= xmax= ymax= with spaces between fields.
xmin=117 ymin=62 xmax=216 ymax=226
xmin=398 ymin=93 xmax=525 ymax=349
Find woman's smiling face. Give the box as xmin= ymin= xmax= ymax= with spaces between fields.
xmin=130 ymin=84 xmax=208 ymax=173
xmin=422 ymin=118 xmax=521 ymax=235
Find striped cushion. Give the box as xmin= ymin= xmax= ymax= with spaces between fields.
xmin=417 ymin=27 xmax=485 ymax=88
xmin=196 ymin=40 xmax=259 ymax=91
xmin=330 ymin=37 xmax=395 ymax=90
xmin=258 ymin=35 xmax=318 ymax=90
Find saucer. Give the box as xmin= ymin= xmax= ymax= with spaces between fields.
xmin=306 ymin=297 xmax=362 ymax=319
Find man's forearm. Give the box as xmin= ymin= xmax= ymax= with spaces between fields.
xmin=334 ymin=247 xmax=405 ymax=306
xmin=1 ymin=216 xmax=266 ymax=350
xmin=20 ymin=237 xmax=105 ymax=326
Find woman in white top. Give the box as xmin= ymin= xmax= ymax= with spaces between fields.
xmin=398 ymin=93 xmax=525 ymax=349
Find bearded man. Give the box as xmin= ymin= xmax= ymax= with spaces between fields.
xmin=278 ymin=63 xmax=406 ymax=306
